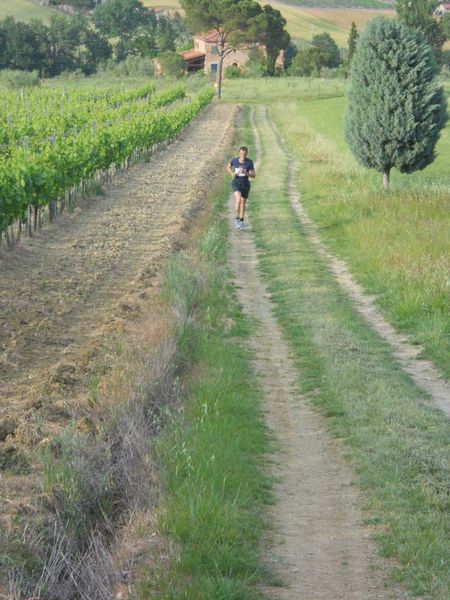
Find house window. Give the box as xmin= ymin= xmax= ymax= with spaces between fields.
xmin=211 ymin=46 xmax=218 ymax=55
xmin=210 ymin=63 xmax=218 ymax=73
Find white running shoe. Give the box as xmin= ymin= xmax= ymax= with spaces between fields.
xmin=235 ymin=218 xmax=240 ymax=229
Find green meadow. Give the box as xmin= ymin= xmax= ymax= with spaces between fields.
xmin=223 ymin=78 xmax=450 ymax=380
xmin=0 ymin=0 xmax=58 ymax=23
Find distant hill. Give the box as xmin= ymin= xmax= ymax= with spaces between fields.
xmin=0 ymin=0 xmax=60 ymax=23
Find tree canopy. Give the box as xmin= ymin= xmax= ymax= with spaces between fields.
xmin=312 ymin=32 xmax=340 ymax=68
xmin=345 ymin=17 xmax=447 ymax=189
xmin=180 ymin=0 xmax=289 ymax=96
xmin=93 ymin=0 xmax=151 ymax=38
xmin=396 ymin=0 xmax=446 ymax=62
xmin=261 ymin=4 xmax=290 ymax=75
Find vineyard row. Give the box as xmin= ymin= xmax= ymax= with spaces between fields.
xmin=0 ymin=86 xmax=215 ymax=240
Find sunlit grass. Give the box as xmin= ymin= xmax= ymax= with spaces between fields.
xmin=0 ymin=0 xmax=58 ymax=23
xmin=140 ymin=176 xmax=271 ymax=600
xmin=269 ymin=96 xmax=450 ymax=378
xmin=222 ymin=76 xmax=346 ymax=104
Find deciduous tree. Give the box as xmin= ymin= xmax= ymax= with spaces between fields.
xmin=345 ymin=17 xmax=447 ymax=190
xmin=180 ymin=0 xmax=266 ymax=98
xmin=312 ymin=32 xmax=341 ymax=68
xmin=288 ymin=45 xmax=322 ymax=76
xmin=93 ymin=0 xmax=150 ymax=38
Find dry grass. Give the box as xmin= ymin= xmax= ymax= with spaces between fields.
xmin=3 ymin=284 xmax=185 ymax=598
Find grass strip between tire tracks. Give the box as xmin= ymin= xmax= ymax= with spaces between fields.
xmin=140 ymin=174 xmax=272 ymax=599
xmin=246 ymin=105 xmax=450 ymax=599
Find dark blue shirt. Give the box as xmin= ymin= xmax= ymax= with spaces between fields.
xmin=230 ymin=157 xmax=255 ymax=183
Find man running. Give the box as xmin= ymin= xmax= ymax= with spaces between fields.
xmin=227 ymin=146 xmax=255 ymax=230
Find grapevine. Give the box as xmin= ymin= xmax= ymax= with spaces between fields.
xmin=0 ymin=85 xmax=214 ymax=241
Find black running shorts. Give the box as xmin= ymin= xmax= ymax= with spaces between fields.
xmin=232 ymin=180 xmax=250 ymax=199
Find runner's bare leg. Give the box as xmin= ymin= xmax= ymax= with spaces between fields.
xmin=239 ymin=198 xmax=247 ymax=220
xmin=234 ymin=190 xmax=243 ymax=219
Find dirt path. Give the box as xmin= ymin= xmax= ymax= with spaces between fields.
xmin=228 ymin=108 xmax=390 ymax=599
xmin=0 ymin=103 xmax=237 ymax=429
xmin=264 ymin=111 xmax=450 ymax=419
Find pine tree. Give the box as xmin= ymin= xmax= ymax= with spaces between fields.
xmin=345 ymin=17 xmax=447 ymax=190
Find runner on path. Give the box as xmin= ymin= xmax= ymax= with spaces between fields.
xmin=227 ymin=146 xmax=256 ymax=230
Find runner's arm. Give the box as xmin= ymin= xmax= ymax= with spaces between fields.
xmin=227 ymin=162 xmax=235 ymax=177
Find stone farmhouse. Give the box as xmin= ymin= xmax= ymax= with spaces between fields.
xmin=179 ymin=30 xmax=283 ymax=75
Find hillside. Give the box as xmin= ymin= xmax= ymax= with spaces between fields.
xmin=0 ymin=0 xmax=59 ymax=22
xmin=270 ymin=1 xmax=394 ymax=44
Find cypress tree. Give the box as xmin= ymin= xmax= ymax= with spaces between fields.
xmin=345 ymin=17 xmax=447 ymax=190
xmin=347 ymin=21 xmax=359 ymax=63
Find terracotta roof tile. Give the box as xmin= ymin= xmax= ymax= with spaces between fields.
xmin=180 ymin=50 xmax=206 ymax=60
xmin=196 ymin=30 xmax=220 ymax=43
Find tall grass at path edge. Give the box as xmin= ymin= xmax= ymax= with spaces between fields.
xmin=138 ymin=175 xmax=272 ymax=599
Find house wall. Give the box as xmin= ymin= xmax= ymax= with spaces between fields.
xmin=192 ymin=35 xmax=284 ymax=75
xmin=205 ymin=46 xmax=250 ymax=74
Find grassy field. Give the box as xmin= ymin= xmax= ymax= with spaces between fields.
xmin=270 ymin=2 xmax=394 ymax=45
xmin=222 ymin=78 xmax=450 ymax=381
xmin=244 ymin=103 xmax=450 ymax=599
xmin=223 ymin=77 xmax=346 ymax=104
xmin=0 ymin=0 xmax=58 ymax=22
xmin=278 ymin=0 xmax=391 ymax=7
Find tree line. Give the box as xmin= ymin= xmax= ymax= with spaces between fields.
xmin=284 ymin=0 xmax=450 ymax=78
xmin=0 ymin=0 xmax=190 ymax=77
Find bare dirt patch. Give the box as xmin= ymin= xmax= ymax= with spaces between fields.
xmin=0 ymin=103 xmax=236 ymax=429
xmin=0 ymin=103 xmax=237 ymax=540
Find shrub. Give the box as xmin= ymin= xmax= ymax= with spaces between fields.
xmin=224 ymin=65 xmax=242 ymax=79
xmin=0 ymin=70 xmax=40 ymax=89
xmin=98 ymin=56 xmax=155 ymax=77
xmin=321 ymin=66 xmax=346 ymax=79
xmin=289 ymin=46 xmax=322 ymax=76
xmin=242 ymin=47 xmax=267 ymax=78
xmin=158 ymin=51 xmax=186 ymax=79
